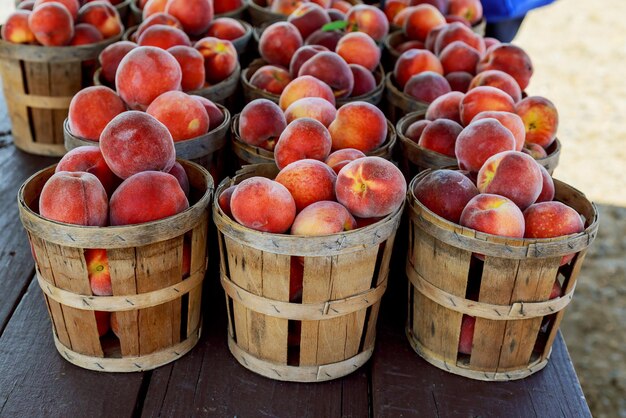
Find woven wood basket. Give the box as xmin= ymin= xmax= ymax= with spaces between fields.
xmin=213 ymin=163 xmax=403 ymax=382
xmin=405 ymin=169 xmax=599 ymax=381
xmin=384 ymin=73 xmax=431 ymax=124
xmin=0 ymin=29 xmax=122 ymax=156
xmin=382 ymin=30 xmax=408 ymax=72
xmin=216 ymin=2 xmax=249 ymax=20
xmin=388 ymin=16 xmax=486 ymax=38
xmin=17 ymin=160 xmax=213 ymax=372
xmin=396 ymin=111 xmax=562 ymax=179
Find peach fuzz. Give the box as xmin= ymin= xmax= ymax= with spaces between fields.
xmin=329 ymin=102 xmax=387 ymax=153
xmin=279 ymin=75 xmax=335 ymax=111
xmin=477 ymin=43 xmax=533 ymax=91
xmin=469 ymin=70 xmax=522 ymax=103
xmin=110 ymin=171 xmax=189 ymax=226
xmin=168 ymin=161 xmax=190 ymax=197
xmin=284 ymin=97 xmax=336 ymax=128
xmin=1 ymin=11 xmax=36 ymax=44
xmin=218 ymin=185 xmax=237 ymax=218
xmin=98 ymin=41 xmax=137 ymax=86
xmin=325 ymin=148 xmax=366 ymax=174
xmin=77 ymin=1 xmax=123 ymax=39
xmin=424 ymin=22 xmax=447 ymax=52
xmin=207 ymin=17 xmax=247 ymax=41
xmin=425 ymin=91 xmax=464 ymax=124
xmin=327 ymin=9 xmax=345 ymax=21
xmin=298 ymin=51 xmax=354 ymax=98
xmin=135 ymin=12 xmax=182 ymax=40
xmin=56 ymin=146 xmax=121 ymax=196
xmin=304 ymin=29 xmax=343 ymax=51
xmin=214 ymin=0 xmax=244 ymax=14
xmin=137 ymin=24 xmax=191 ymax=49
xmin=275 ymin=159 xmax=337 ymax=211
xmin=403 ymin=4 xmax=446 ymax=42
xmin=194 ymin=37 xmax=238 ymax=84
xmin=259 ymin=22 xmax=303 ymax=68
xmin=165 ymin=0 xmax=214 ymax=36
xmin=433 ymin=21 xmax=484 ymax=56
xmin=460 ymin=193 xmax=525 ymax=238
xmin=404 ymin=119 xmax=431 ymax=143
xmin=167 ymin=45 xmax=205 ymax=92
xmin=95 ymin=310 xmax=110 ymax=336
xmin=536 ymin=165 xmax=555 ymax=203
xmin=68 ymin=86 xmax=126 ymax=141
xmin=413 ymin=169 xmax=479 ymax=224
xmin=249 ymin=65 xmax=293 ymax=95
xmin=28 ymin=3 xmax=74 ymax=46
xmin=230 ymin=177 xmax=296 ymax=233
xmin=271 ymin=0 xmax=306 ymax=15
xmin=100 ymin=111 xmax=176 ymax=179
xmin=393 ymin=48 xmax=444 ymax=90
xmin=439 ymin=41 xmax=480 ymax=75
xmin=274 ymin=118 xmax=332 ymax=170
xmin=446 ymin=71 xmax=473 ymax=92
xmin=142 ymin=0 xmax=167 ymax=19
xmin=146 ymin=91 xmax=210 ymax=141
xmin=454 ymin=118 xmax=516 ymax=173
xmin=336 ymin=156 xmax=407 ymax=218
xmin=192 ymin=96 xmax=224 ymax=130
xmin=349 ymin=64 xmax=377 ymax=97
xmin=238 ymin=99 xmax=287 ymax=150
xmin=115 ymin=46 xmax=182 ymax=111
xmin=459 ymin=85 xmax=515 ymax=126
xmin=418 ymin=119 xmax=462 ymax=158
xmin=346 ymin=5 xmax=389 ymax=42
xmin=291 ymin=201 xmax=356 ymax=235
xmin=472 ymin=110 xmax=525 ymax=151
xmin=39 ymin=171 xmax=108 ymax=226
xmin=516 ymin=96 xmax=559 ymax=149
xmin=69 ymin=23 xmax=103 ymax=46
xmin=85 ymin=248 xmax=112 ymax=296
xmin=477 ymin=151 xmax=543 ymax=210
xmin=287 ymin=3 xmax=330 ymax=41
xmin=34 ymin=0 xmax=79 ymax=20
xmin=335 ymin=32 xmax=380 ymax=72
xmin=448 ymin=0 xmax=483 ymax=24
xmin=289 ymin=45 xmax=328 ymax=78
xmin=403 ymin=71 xmax=451 ymax=103
xmin=522 ymin=143 xmax=548 ymax=160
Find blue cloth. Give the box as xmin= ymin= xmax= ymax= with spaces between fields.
xmin=481 ymin=0 xmax=556 ymax=22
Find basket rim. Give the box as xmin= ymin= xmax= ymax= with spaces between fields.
xmin=189 ymin=62 xmax=241 ymax=98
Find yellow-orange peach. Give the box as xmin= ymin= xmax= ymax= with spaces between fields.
xmin=460 ymin=193 xmax=525 ymax=238
xmin=393 ymin=48 xmax=443 ymax=90
xmin=146 ymin=91 xmax=210 ymax=141
xmin=259 ymin=22 xmax=303 ymax=68
xmin=291 ymin=201 xmax=356 ymax=235
xmin=425 ymin=90 xmax=464 ymax=124
xmin=384 ymin=0 xmax=408 ymax=23
xmin=403 ymin=4 xmax=446 ymax=42
xmin=135 ymin=12 xmax=182 ymax=40
xmin=56 ymin=145 xmax=122 ymax=196
xmin=274 ymin=118 xmax=332 ymax=169
xmin=395 ymin=39 xmax=425 ymax=54
xmin=298 ymin=51 xmax=354 ymax=98
xmin=325 ymin=148 xmax=366 ymax=174
xmin=448 ymin=0 xmax=483 ymax=24
xmin=77 ymin=1 xmax=123 ymax=39
xmin=335 ymin=31 xmax=381 ymax=72
xmin=455 ymin=118 xmax=516 ymax=172
xmin=194 ymin=37 xmax=238 ymax=84
xmin=275 ymin=159 xmax=337 ymax=211
xmin=279 ymin=75 xmax=336 ymax=111
xmin=249 ymin=65 xmax=292 ymax=95
xmin=68 ymin=86 xmax=126 ymax=141
xmin=459 ymin=85 xmax=515 ymax=125
xmin=165 ymin=0 xmax=214 ymax=36
xmin=142 ymin=0 xmax=167 ymax=19
xmin=69 ymin=23 xmax=103 ymax=45
xmin=137 ymin=24 xmax=191 ymax=49
xmin=168 ymin=161 xmax=190 ymax=197
xmin=167 ymin=45 xmax=205 ymax=91
xmin=418 ymin=118 xmax=462 ymax=157
xmin=85 ymin=248 xmax=111 ymax=296
xmin=284 ymin=97 xmax=336 ymax=127
xmin=413 ymin=169 xmax=479 ymax=223
xmin=477 ymin=43 xmax=533 ymax=91
xmin=346 ymin=5 xmax=389 ymax=42
xmin=99 ymin=41 xmax=137 ymax=86
xmin=271 ymin=0 xmax=306 ymax=15
xmin=472 ymin=110 xmax=525 ymax=151
xmin=2 ymin=11 xmax=36 ymax=44
xmin=515 ymin=96 xmax=559 ymax=149
xmin=329 ymin=102 xmax=387 ymax=152
xmin=239 ymin=99 xmax=287 ymax=150
xmin=28 ymin=3 xmax=74 ymax=46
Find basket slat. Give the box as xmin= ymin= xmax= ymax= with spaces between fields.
xmin=51 ymin=61 xmax=82 ymax=145
xmin=109 ymin=247 xmax=140 ymax=356
xmin=187 ymin=214 xmax=208 ymax=336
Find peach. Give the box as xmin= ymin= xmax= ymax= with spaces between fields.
xmin=230 ymin=177 xmax=296 ymax=233
xmin=536 ymin=165 xmax=555 ymax=203
xmin=77 ymin=1 xmax=123 ymax=39
xmin=305 ymin=29 xmax=344 ymax=50
xmin=298 ymin=51 xmax=354 ymax=98
xmin=274 ymin=118 xmax=332 ymax=170
xmin=56 ymin=145 xmax=121 ymax=196
xmin=249 ymin=65 xmax=292 ymax=95
xmin=168 ymin=161 xmax=190 ymax=197
xmin=98 ymin=41 xmax=137 ymax=86
xmin=403 ymin=4 xmax=446 ymax=42
xmin=469 ymin=69 xmax=522 ymax=103
xmin=522 ymin=142 xmax=548 ymax=160
xmin=455 ymin=118 xmax=516 ymax=172
xmin=39 ymin=171 xmax=108 ymax=226
xmin=28 ymin=3 xmax=74 ymax=46
xmin=69 ymin=23 xmax=103 ymax=45
xmin=458 ymin=314 xmax=475 ymax=355
xmin=395 ymin=40 xmax=426 ymax=54
xmin=425 ymin=90 xmax=463 ymax=124
xmin=100 ymin=111 xmax=176 ymax=179
xmin=418 ymin=118 xmax=462 ymax=157
xmin=192 ymin=96 xmax=224 ymax=130
xmin=335 ymin=156 xmax=407 ymax=218
xmin=384 ymin=0 xmax=408 ymax=23
xmin=433 ymin=21 xmax=484 ymax=56
xmin=259 ymin=22 xmax=303 ymax=68
xmin=1 ymin=11 xmax=36 ymax=44
xmin=484 ymin=36 xmax=500 ymax=49
xmin=477 ymin=151 xmax=543 ymax=210
xmin=404 ymin=71 xmax=451 ymax=103
xmin=165 ymin=0 xmax=214 ymax=36
xmin=137 ymin=24 xmax=191 ymax=49
xmin=95 ymin=311 xmax=111 ymax=336
xmin=448 ymin=0 xmax=482 ymax=25
xmin=404 ymin=119 xmax=431 ymax=142
xmin=445 ymin=71 xmax=472 ymax=92
xmin=439 ymin=40 xmax=479 ymax=75
xmin=349 ymin=64 xmax=377 ymax=97
xmin=516 ymin=96 xmax=559 ymax=149
xmin=288 ymin=3 xmax=330 ymax=41
xmin=291 ymin=201 xmax=356 ymax=235
xmin=346 ymin=5 xmax=389 ymax=42
xmin=85 ymin=248 xmax=111 ymax=296
xmin=275 ymin=159 xmax=337 ymax=211
xmin=330 ymin=0 xmax=351 ymax=13
xmin=335 ymin=31 xmax=381 ymax=72
xmin=477 ymin=43 xmax=533 ymax=91
xmin=279 ymin=75 xmax=336 ymax=111
xmin=393 ymin=48 xmax=444 ymax=90
xmin=167 ymin=45 xmax=205 ymax=91
xmin=412 ymin=0 xmax=448 ymax=13
xmin=135 ymin=12 xmax=183 ymax=40
xmin=142 ymin=0 xmax=167 ymax=19
xmin=310 ymin=0 xmax=331 ymax=8
xmin=459 ymin=85 xmax=515 ymax=126
xmin=214 ymin=0 xmax=244 ymax=14
xmin=194 ymin=37 xmax=238 ymax=84
xmin=206 ymin=17 xmax=247 ymax=41
xmin=218 ymin=185 xmax=237 ymax=218
xmin=68 ymin=86 xmax=126 ymax=141
xmin=327 ymin=9 xmax=345 ymax=21
xmin=289 ymin=45 xmax=328 ymax=78
xmin=239 ymin=99 xmax=287 ymax=150
xmin=472 ymin=110 xmax=525 ymax=151
xmin=393 ymin=6 xmax=415 ymax=27
xmin=413 ymin=169 xmax=479 ymax=223
xmin=460 ymin=193 xmax=525 ymax=237
xmin=329 ymin=102 xmax=387 ymax=153
xmin=34 ymin=0 xmax=79 ymax=20
xmin=115 ymin=46 xmax=182 ymax=111
xmin=424 ymin=21 xmax=447 ymax=51
xmin=146 ymin=91 xmax=209 ymax=141
xmin=271 ymin=0 xmax=306 ymax=15
xmin=110 ymin=171 xmax=189 ymax=226
xmin=325 ymin=148 xmax=366 ymax=174
xmin=284 ymin=97 xmax=337 ymax=127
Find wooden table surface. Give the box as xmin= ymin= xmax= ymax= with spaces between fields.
xmin=0 ymin=104 xmax=592 ymax=417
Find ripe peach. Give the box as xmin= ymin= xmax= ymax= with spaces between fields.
xmin=207 ymin=17 xmax=247 ymax=41
xmin=137 ymin=24 xmax=191 ymax=49
xmin=142 ymin=0 xmax=167 ymax=19
xmin=445 ymin=71 xmax=473 ymax=92
xmin=384 ymin=0 xmax=408 ymax=24
xmin=455 ymin=118 xmax=516 ymax=172
xmin=403 ymin=4 xmax=446 ymax=42
xmin=218 ymin=185 xmax=237 ymax=218
xmin=192 ymin=96 xmax=224 ymax=130
xmin=522 ymin=142 xmax=548 ymax=160
xmin=288 ymin=3 xmax=330 ymax=41
xmin=1 ymin=11 xmax=36 ymax=45
xmin=418 ymin=118 xmax=462 ymax=158
xmin=433 ymin=21 xmax=484 ymax=56
xmin=448 ymin=0 xmax=482 ymax=25
xmin=259 ymin=22 xmax=303 ymax=68
xmin=271 ymin=0 xmax=306 ymax=15
xmin=168 ymin=161 xmax=190 ymax=197
xmin=291 ymin=201 xmax=356 ymax=235
xmin=458 ymin=314 xmax=475 ymax=355
xmin=516 ymin=96 xmax=559 ymax=149
xmin=98 ymin=41 xmax=137 ymax=86
xmin=77 ymin=1 xmax=123 ymax=39
xmin=239 ymin=99 xmax=287 ymax=150
xmin=459 ymin=86 xmax=515 ymax=126
xmin=349 ymin=64 xmax=377 ymax=97
xmin=194 ymin=37 xmax=238 ymax=84
xmin=395 ymin=40 xmax=426 ymax=54
xmin=39 ymin=171 xmax=108 ymax=226
xmin=34 ymin=0 xmax=79 ymax=20
xmin=68 ymin=86 xmax=126 ymax=141
xmin=477 ymin=43 xmax=533 ymax=91
xmin=327 ymin=8 xmax=345 ymax=21
xmin=275 ymin=159 xmax=337 ymax=211
xmin=167 ymin=45 xmax=205 ymax=91
xmin=279 ymin=75 xmax=336 ymax=111
xmin=335 ymin=31 xmax=381 ymax=72
xmin=115 ymin=46 xmax=182 ymax=111
xmin=472 ymin=110 xmax=525 ymax=151
xmin=135 ymin=12 xmax=183 ymax=40
xmin=460 ymin=193 xmax=525 ymax=237
xmin=346 ymin=5 xmax=389 ymax=42
xmin=249 ymin=65 xmax=292 ymax=95
xmin=329 ymin=102 xmax=387 ymax=153
xmin=439 ymin=40 xmax=480 ymax=75
xmin=477 ymin=151 xmax=543 ymax=210
xmin=230 ymin=177 xmax=296 ymax=233
xmin=325 ymin=148 xmax=366 ymax=174
xmin=85 ymin=248 xmax=111 ymax=296
xmin=28 ymin=3 xmax=74 ymax=46
xmin=100 ymin=111 xmax=176 ymax=179
xmin=404 ymin=71 xmax=451 ymax=103
xmin=469 ymin=69 xmax=522 ymax=103
xmin=110 ymin=171 xmax=189 ymax=226
xmin=425 ymin=91 xmax=463 ymax=124
xmin=146 ymin=91 xmax=209 ymax=141
xmin=413 ymin=169 xmax=479 ymax=223
xmin=69 ymin=23 xmax=103 ymax=45
xmin=335 ymin=156 xmax=407 ymax=218
xmin=274 ymin=118 xmax=332 ymax=170
xmin=165 ymin=0 xmax=214 ymax=36
xmin=298 ymin=51 xmax=354 ymax=98
xmin=304 ymin=29 xmax=343 ymax=51
xmin=284 ymin=97 xmax=337 ymax=127
xmin=289 ymin=44 xmax=328 ymax=78
xmin=56 ymin=146 xmax=121 ymax=196
xmin=393 ymin=48 xmax=444 ymax=90
xmin=214 ymin=0 xmax=244 ymax=14
xmin=95 ymin=310 xmax=111 ymax=336
xmin=404 ymin=119 xmax=431 ymax=142
xmin=424 ymin=21 xmax=447 ymax=51
xmin=536 ymin=165 xmax=555 ymax=203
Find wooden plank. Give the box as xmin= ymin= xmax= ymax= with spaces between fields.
xmin=224 ymin=237 xmax=250 ymax=351
xmin=0 ymin=60 xmax=32 ymax=144
xmin=49 ymin=62 xmax=80 ymax=145
xmin=23 ymin=61 xmax=54 ymax=144
xmin=258 ymin=251 xmax=290 ymax=363
xmin=108 ymin=247 xmax=140 ymax=356
xmin=187 ymin=213 xmax=208 ymax=337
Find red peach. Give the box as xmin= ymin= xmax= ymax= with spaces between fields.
xmin=28 ymin=3 xmax=74 ymax=46
xmin=448 ymin=0 xmax=482 ymax=24
xmin=275 ymin=159 xmax=337 ymax=211
xmin=384 ymin=0 xmax=408 ymax=23
xmin=454 ymin=118 xmax=516 ymax=172
xmin=393 ymin=48 xmax=444 ymax=90
xmin=271 ymin=0 xmax=306 ymax=15
xmin=98 ymin=41 xmax=137 ymax=86
xmin=77 ymin=1 xmax=123 ymax=39
xmin=274 ymin=118 xmax=333 ymax=169
xmin=68 ymin=86 xmax=126 ymax=141
xmin=69 ymin=23 xmax=103 ymax=45
xmin=335 ymin=31 xmax=381 ymax=72
xmin=536 ymin=165 xmax=555 ymax=203
xmin=284 ymin=97 xmax=337 ymax=127
xmin=137 ymin=24 xmax=191 ymax=49
xmin=239 ymin=99 xmax=287 ymax=150
xmin=291 ymin=201 xmax=356 ymax=235
xmin=167 ymin=45 xmax=206 ymax=91
xmin=403 ymin=71 xmax=451 ymax=103
xmin=249 ymin=65 xmax=292 ymax=95
xmin=472 ymin=110 xmax=525 ymax=151
xmin=85 ymin=248 xmax=111 ymax=296
xmin=325 ymin=148 xmax=366 ymax=174
xmin=135 ymin=12 xmax=183 ymax=40
xmin=459 ymin=85 xmax=515 ymax=126
xmin=289 ymin=45 xmax=328 ymax=78
xmin=165 ymin=0 xmax=214 ymax=36
xmin=298 ymin=51 xmax=354 ymax=98
xmin=168 ymin=161 xmax=190 ymax=197
xmin=194 ymin=37 xmax=238 ymax=84
xmin=418 ymin=118 xmax=462 ymax=158
xmin=288 ymin=3 xmax=330 ymax=41
xmin=142 ymin=0 xmax=167 ymax=19
xmin=55 ymin=146 xmax=122 ymax=196
xmin=207 ymin=17 xmax=247 ymax=41
xmin=516 ymin=96 xmax=559 ymax=149
xmin=469 ymin=69 xmax=522 ymax=103
xmin=439 ymin=40 xmax=480 ymax=75
xmin=433 ymin=21 xmax=484 ymax=56
xmin=34 ymin=0 xmax=79 ymax=20
xmin=522 ymin=142 xmax=548 ymax=160
xmin=279 ymin=75 xmax=336 ymax=111
xmin=146 ymin=91 xmax=210 ymax=141
xmin=460 ymin=193 xmax=525 ymax=237
xmin=218 ymin=185 xmax=237 ymax=218
xmin=329 ymin=102 xmax=388 ymax=153
xmin=214 ymin=0 xmax=244 ymax=14
xmin=403 ymin=4 xmax=446 ymax=42
xmin=477 ymin=43 xmax=533 ymax=91
xmin=304 ymin=29 xmax=343 ymax=50
xmin=1 ymin=11 xmax=36 ymax=44
xmin=404 ymin=119 xmax=431 ymax=142
xmin=445 ymin=71 xmax=473 ymax=92
xmin=413 ymin=169 xmax=479 ymax=223
xmin=425 ymin=90 xmax=464 ymax=124
xmin=191 ymin=96 xmax=225 ymax=130
xmin=346 ymin=5 xmax=389 ymax=42
xmin=349 ymin=64 xmax=377 ymax=97
xmin=424 ymin=21 xmax=447 ymax=51
xmin=259 ymin=22 xmax=303 ymax=68
xmin=458 ymin=314 xmax=475 ymax=355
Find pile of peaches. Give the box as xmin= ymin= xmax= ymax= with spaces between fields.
xmin=385 ymin=0 xmax=484 ymax=32
xmin=3 ymin=0 xmax=124 ymax=46
xmin=136 ymin=0 xmax=244 ymax=18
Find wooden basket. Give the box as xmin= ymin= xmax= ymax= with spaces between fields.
xmin=405 ymin=169 xmax=599 ymax=381
xmin=246 ymin=0 xmax=361 ymax=26
xmin=384 ymin=73 xmax=430 ymax=124
xmin=396 ymin=111 xmax=562 ymax=179
xmin=230 ymin=113 xmax=397 ymax=166
xmin=128 ymin=0 xmax=143 ymax=27
xmin=190 ymin=63 xmax=241 ymax=109
xmin=17 ymin=160 xmax=213 ymax=372
xmin=382 ymin=30 xmax=408 ymax=72
xmin=216 ymin=3 xmax=249 ymax=20
xmin=389 ymin=16 xmax=486 ymax=37
xmin=213 ymin=163 xmax=403 ymax=382
xmin=0 ymin=30 xmax=122 ymax=156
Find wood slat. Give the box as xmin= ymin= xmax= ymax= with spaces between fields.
xmin=24 ymin=61 xmax=53 ymax=144
xmin=187 ymin=213 xmax=209 ymax=337
xmin=108 ymin=247 xmax=140 ymax=356
xmin=0 ymin=60 xmax=32 ymax=144
xmin=49 ymin=62 xmax=81 ymax=145
xmin=224 ymin=237 xmax=251 ymax=351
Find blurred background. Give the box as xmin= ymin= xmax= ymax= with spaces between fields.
xmin=1 ymin=0 xmax=624 ymax=416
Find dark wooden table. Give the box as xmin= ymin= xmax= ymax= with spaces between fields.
xmin=0 ymin=116 xmax=592 ymax=417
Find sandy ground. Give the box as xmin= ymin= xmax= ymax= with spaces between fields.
xmin=1 ymin=1 xmax=625 ymax=416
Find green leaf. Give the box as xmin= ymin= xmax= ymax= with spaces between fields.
xmin=321 ymin=20 xmax=348 ymax=32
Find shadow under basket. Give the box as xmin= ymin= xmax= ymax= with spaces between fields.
xmin=213 ymin=163 xmax=403 ymax=382
xmin=17 ymin=160 xmax=213 ymax=372
xmin=405 ymin=169 xmax=599 ymax=381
